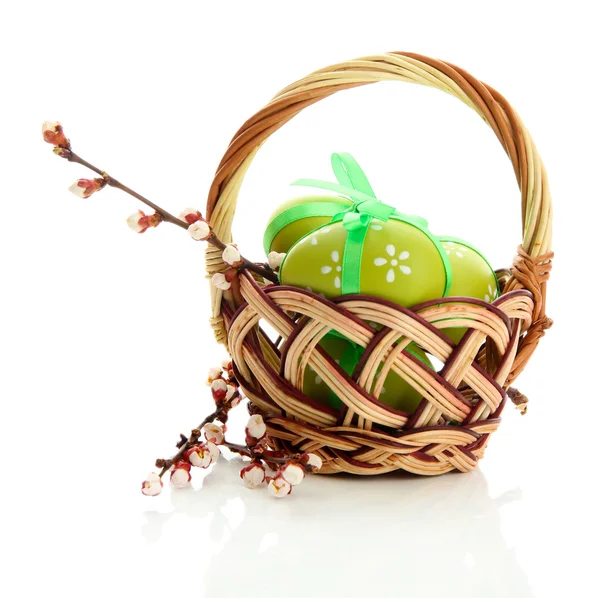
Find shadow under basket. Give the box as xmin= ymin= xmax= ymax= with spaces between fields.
xmin=204 ymin=52 xmax=553 ymax=476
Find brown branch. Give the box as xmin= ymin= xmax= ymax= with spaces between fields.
xmin=223 ymin=441 xmax=300 ymax=467
xmin=68 ymin=152 xmax=186 ymax=229
xmin=64 ymin=149 xmax=279 ymax=283
xmin=156 ymin=397 xmax=234 ymax=479
xmin=155 ymin=415 xmax=297 ymax=478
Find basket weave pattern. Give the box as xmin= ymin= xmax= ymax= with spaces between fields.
xmin=204 ymin=52 xmax=553 ymax=475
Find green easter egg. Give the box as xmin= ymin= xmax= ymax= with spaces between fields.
xmin=303 ymin=334 xmax=433 ymax=414
xmin=439 ymin=237 xmax=500 ymax=344
xmin=263 ymin=195 xmax=352 ymax=255
xmin=280 ymin=218 xmax=450 ymax=307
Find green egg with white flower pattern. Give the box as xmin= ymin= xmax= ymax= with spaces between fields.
xmin=263 ymin=195 xmax=353 ymax=255
xmin=439 ymin=237 xmax=500 ymax=344
xmin=302 ymin=334 xmax=433 ymax=414
xmin=280 ymin=217 xmax=450 ymax=307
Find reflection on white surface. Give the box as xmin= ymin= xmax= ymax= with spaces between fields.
xmin=141 ymin=454 xmax=533 ymax=598
xmin=4 ymin=407 xmax=594 ymax=597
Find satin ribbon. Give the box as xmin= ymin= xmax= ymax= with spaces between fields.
xmin=263 ymin=201 xmax=346 ymax=255
xmin=333 ymin=205 xmax=394 ymax=294
xmin=324 ymin=334 xmax=363 ymax=409
xmin=292 ymin=153 xmax=419 ymax=294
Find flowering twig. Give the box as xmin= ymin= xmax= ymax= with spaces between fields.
xmin=68 ymin=151 xmax=185 ymax=228
xmin=42 ymin=121 xmax=278 ymax=284
xmin=154 ymin=403 xmax=232 ymax=479
xmin=141 ymin=361 xmax=323 ymax=499
xmin=233 ymin=413 xmax=323 ymax=497
xmin=224 ymin=441 xmax=319 ymax=470
xmin=154 ymin=369 xmax=242 ymax=479
xmin=224 ymin=442 xmax=285 ymax=460
xmin=43 ymin=123 xmax=322 ymax=499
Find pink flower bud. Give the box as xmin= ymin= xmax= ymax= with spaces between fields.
xmin=185 ymin=444 xmax=213 ymax=469
xmin=42 ymin=121 xmax=70 ymax=148
xmin=68 ymin=178 xmax=105 ymax=199
xmin=203 ymin=423 xmax=224 ymax=445
xmin=179 ymin=208 xmax=203 ymax=225
xmin=222 ymin=244 xmax=242 ymax=267
xmin=126 ymin=210 xmax=162 ymax=234
xmin=240 ymin=462 xmax=266 ymax=488
xmin=267 ymin=473 xmax=292 ymax=498
xmin=211 ymin=272 xmax=231 ymax=291
xmin=141 ymin=472 xmax=163 ymax=496
xmin=206 ymin=441 xmax=221 ymax=461
xmin=246 ymin=414 xmax=267 ymax=444
xmin=207 ymin=366 xmax=222 ymax=385
xmin=211 ymin=378 xmax=228 ymax=402
xmin=170 ymin=462 xmax=192 ymax=488
xmin=281 ymin=462 xmax=305 ymax=486
xmin=301 ymin=453 xmax=323 ymax=472
xmin=267 ymin=251 xmax=286 ymax=272
xmin=188 ymin=220 xmax=211 ymax=241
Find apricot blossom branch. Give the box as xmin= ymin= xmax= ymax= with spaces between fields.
xmin=42 ymin=121 xmax=278 ymax=284
xmin=140 ymin=361 xmax=323 ymax=499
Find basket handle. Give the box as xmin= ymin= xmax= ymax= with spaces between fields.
xmin=204 ymin=52 xmax=553 ymax=373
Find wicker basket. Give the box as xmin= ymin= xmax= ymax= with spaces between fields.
xmin=204 ymin=52 xmax=553 ymax=476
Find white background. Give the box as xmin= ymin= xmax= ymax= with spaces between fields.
xmin=1 ymin=2 xmax=598 ymax=597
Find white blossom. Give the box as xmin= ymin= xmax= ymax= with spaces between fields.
xmin=180 ymin=208 xmax=202 ymax=224
xmin=42 ymin=120 xmax=60 ymax=135
xmin=170 ymin=466 xmax=191 ymax=488
xmin=267 ymin=251 xmax=286 ymax=271
xmin=125 ymin=210 xmax=161 ymax=234
xmin=211 ymin=378 xmax=228 ymax=401
xmin=305 ymin=453 xmax=323 ymax=471
xmin=42 ymin=121 xmax=69 ymax=148
xmin=68 ymin=179 xmax=103 ymax=199
xmin=187 ymin=445 xmax=213 ymax=469
xmin=203 ymin=422 xmax=224 ymax=444
xmin=211 ymin=272 xmax=231 ymax=290
xmin=240 ymin=463 xmax=266 ymax=488
xmin=246 ymin=414 xmax=267 ymax=440
xmin=281 ymin=462 xmax=305 ymax=486
xmin=126 ymin=210 xmax=145 ymax=232
xmin=69 ymin=181 xmax=88 ymax=198
xmin=211 ymin=378 xmax=227 ymax=393
xmin=268 ymin=475 xmax=292 ymax=498
xmin=222 ymin=244 xmax=242 ymax=266
xmin=207 ymin=366 xmax=222 ymax=384
xmin=188 ymin=220 xmax=211 ymax=241
xmin=141 ymin=472 xmax=163 ymax=496
xmin=206 ymin=441 xmax=221 ymax=461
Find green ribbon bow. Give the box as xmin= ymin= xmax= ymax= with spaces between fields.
xmin=291 ymin=153 xmax=428 ymax=295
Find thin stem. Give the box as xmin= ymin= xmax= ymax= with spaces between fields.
xmin=223 ymin=441 xmax=298 ymax=466
xmin=156 ymin=399 xmax=233 ymax=479
xmin=222 ymin=441 xmax=252 ymax=458
xmin=66 ymin=151 xmax=278 ymax=283
xmin=68 ymin=152 xmax=185 ymax=228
